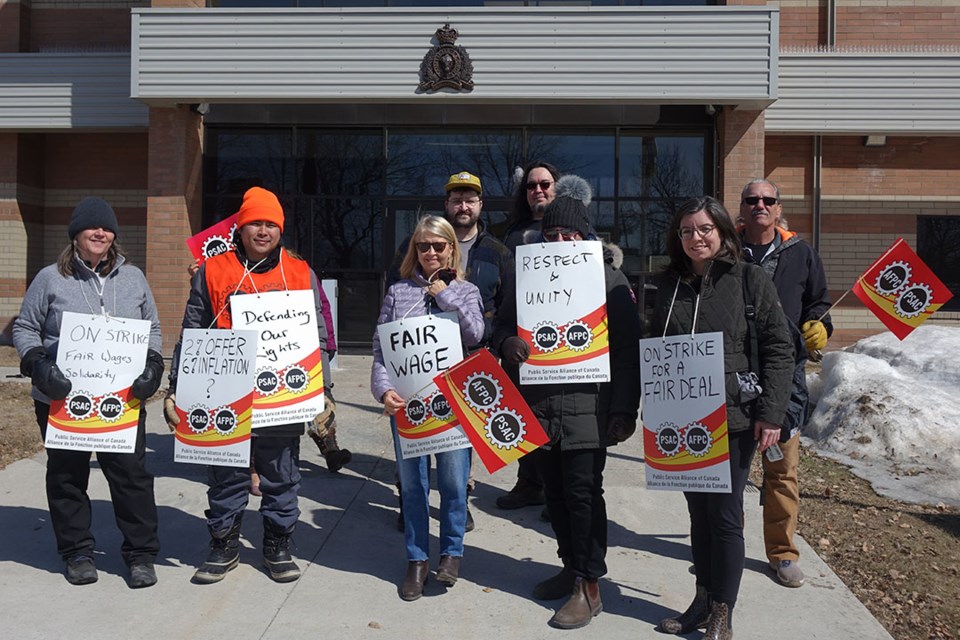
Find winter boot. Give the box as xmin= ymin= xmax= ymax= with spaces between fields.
xmin=263 ymin=520 xmax=301 ymax=583
xmin=658 ymin=585 xmax=710 ymax=634
xmin=308 ymin=395 xmax=352 ymax=473
xmin=548 ymin=577 xmax=602 ymax=629
xmin=703 ymin=600 xmax=734 ymax=640
xmin=193 ymin=515 xmax=242 ymax=584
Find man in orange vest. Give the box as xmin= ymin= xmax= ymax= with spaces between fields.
xmin=166 ymin=186 xmax=330 ymax=584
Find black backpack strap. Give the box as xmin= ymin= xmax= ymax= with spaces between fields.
xmin=742 ymin=264 xmax=760 ymax=376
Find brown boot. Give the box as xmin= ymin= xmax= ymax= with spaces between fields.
xmin=703 ymin=600 xmax=734 ymax=640
xmin=658 ymin=585 xmax=710 ymax=634
xmin=436 ymin=555 xmax=461 ymax=587
xmin=400 ymin=560 xmax=428 ymax=601
xmin=309 ymin=397 xmax=352 ymax=473
xmin=548 ymin=577 xmax=602 ymax=629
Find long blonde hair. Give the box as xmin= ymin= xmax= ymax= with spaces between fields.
xmin=399 ymin=215 xmax=464 ymax=281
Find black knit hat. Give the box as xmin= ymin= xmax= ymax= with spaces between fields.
xmin=68 ymin=197 xmax=119 ymax=240
xmin=541 ymin=174 xmax=593 ymax=238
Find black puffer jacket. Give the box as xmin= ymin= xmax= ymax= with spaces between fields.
xmin=650 ymin=258 xmax=794 ymax=432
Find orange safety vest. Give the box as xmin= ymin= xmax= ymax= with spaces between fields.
xmin=204 ymin=248 xmax=312 ymax=329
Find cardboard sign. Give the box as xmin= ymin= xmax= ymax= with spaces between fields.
xmin=45 ymin=312 xmax=149 ymax=453
xmin=173 ymin=328 xmax=257 ymax=467
xmin=640 ymin=332 xmax=731 ymax=492
xmin=230 ymin=290 xmax=324 ymax=428
xmin=185 ymin=213 xmax=239 ymax=265
xmin=377 ymin=312 xmax=471 ymax=459
xmin=434 ymin=349 xmax=549 ymax=474
xmin=515 ymin=241 xmax=610 ymax=385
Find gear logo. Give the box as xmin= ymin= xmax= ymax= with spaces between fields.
xmin=484 ymin=408 xmax=527 ymax=449
xmin=463 ymin=372 xmax=502 ymax=413
xmin=429 ymin=392 xmax=453 ymax=420
xmin=283 ymin=365 xmax=309 ymax=394
xmin=405 ymin=397 xmax=428 ymax=426
xmin=532 ymin=321 xmax=560 ymax=352
xmin=875 ymin=261 xmax=911 ymax=296
xmin=65 ymin=391 xmax=95 ymax=420
xmin=563 ymin=321 xmax=592 ymax=352
xmin=202 ymin=235 xmax=232 ymax=260
xmin=655 ymin=422 xmax=682 ymax=457
xmin=894 ymin=283 xmax=933 ymax=318
xmin=212 ymin=406 xmax=239 ymax=436
xmin=97 ymin=394 xmax=124 ymax=423
xmin=256 ymin=367 xmax=281 ymax=396
xmin=187 ymin=405 xmax=212 ymax=434
xmin=684 ymin=422 xmax=712 ymax=457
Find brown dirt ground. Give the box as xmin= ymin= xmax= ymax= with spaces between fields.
xmin=1 ymin=345 xmax=957 ymax=638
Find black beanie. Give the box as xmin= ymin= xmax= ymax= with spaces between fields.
xmin=68 ymin=197 xmax=120 ymax=240
xmin=542 ymin=197 xmax=591 ymax=239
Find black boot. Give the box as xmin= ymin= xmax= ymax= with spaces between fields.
xmin=308 ymin=424 xmax=352 ymax=473
xmin=658 ymin=584 xmax=710 ymax=634
xmin=193 ymin=515 xmax=242 ymax=584
xmin=263 ymin=520 xmax=301 ymax=583
xmin=703 ymin=600 xmax=734 ymax=640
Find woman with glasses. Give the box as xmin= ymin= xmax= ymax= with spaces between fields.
xmin=503 ymin=160 xmax=561 ymax=253
xmin=653 ymin=196 xmax=793 ymax=640
xmin=371 ymin=215 xmax=484 ymax=601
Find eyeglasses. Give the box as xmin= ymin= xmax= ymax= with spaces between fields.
xmin=742 ymin=195 xmax=779 ymax=207
xmin=447 ymin=198 xmax=480 ymax=207
xmin=526 ymin=180 xmax=554 ymax=192
xmin=543 ymin=228 xmax=579 ymax=242
xmin=677 ymin=224 xmax=716 ymax=240
xmin=415 ymin=241 xmax=449 ymax=253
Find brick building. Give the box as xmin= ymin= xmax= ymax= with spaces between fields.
xmin=2 ymin=0 xmax=958 ymax=352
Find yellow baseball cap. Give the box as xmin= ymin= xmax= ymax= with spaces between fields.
xmin=445 ymin=171 xmax=482 ymax=196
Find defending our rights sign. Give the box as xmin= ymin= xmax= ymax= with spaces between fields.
xmin=515 ymin=241 xmax=610 ymax=385
xmin=173 ymin=328 xmax=257 ymax=467
xmin=640 ymin=332 xmax=731 ymax=493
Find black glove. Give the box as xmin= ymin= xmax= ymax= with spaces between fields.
xmin=21 ymin=346 xmax=72 ymax=400
xmin=500 ymin=336 xmax=530 ymax=364
xmin=606 ymin=413 xmax=637 ymax=443
xmin=131 ymin=350 xmax=165 ymax=400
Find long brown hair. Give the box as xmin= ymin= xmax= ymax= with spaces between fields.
xmin=664 ymin=196 xmax=741 ymax=279
xmin=56 ymin=240 xmax=125 ymax=277
xmin=399 ymin=216 xmax=463 ymax=281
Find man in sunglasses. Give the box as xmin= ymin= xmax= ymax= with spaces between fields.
xmin=738 ymin=178 xmax=833 ymax=589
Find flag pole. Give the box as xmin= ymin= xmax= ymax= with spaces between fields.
xmin=817 ymin=288 xmax=852 ymax=322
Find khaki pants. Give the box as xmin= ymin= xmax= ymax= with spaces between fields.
xmin=761 ymin=433 xmax=800 ymax=563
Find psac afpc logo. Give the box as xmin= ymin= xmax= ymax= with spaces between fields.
xmin=655 ymin=421 xmax=712 ymax=458
xmin=874 ymin=260 xmax=934 ymax=319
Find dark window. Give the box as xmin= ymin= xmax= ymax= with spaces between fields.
xmin=917 ymin=216 xmax=960 ymax=312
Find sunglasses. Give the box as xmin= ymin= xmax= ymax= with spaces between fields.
xmin=526 ymin=180 xmax=554 ymax=192
xmin=742 ymin=195 xmax=779 ymax=207
xmin=415 ymin=241 xmax=449 ymax=253
xmin=543 ymin=228 xmax=579 ymax=241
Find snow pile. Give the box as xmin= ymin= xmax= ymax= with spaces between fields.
xmin=804 ymin=324 xmax=960 ymax=507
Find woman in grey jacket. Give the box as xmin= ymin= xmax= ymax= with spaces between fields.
xmin=653 ymin=196 xmax=793 ymax=640
xmin=371 ymin=215 xmax=484 ymax=601
xmin=12 ymin=197 xmax=164 ymax=589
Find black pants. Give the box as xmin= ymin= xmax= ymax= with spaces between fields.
xmin=516 ymin=447 xmax=544 ymax=489
xmin=684 ymin=428 xmax=757 ymax=608
xmin=536 ymin=445 xmax=607 ymax=579
xmin=35 ymin=401 xmax=160 ymax=565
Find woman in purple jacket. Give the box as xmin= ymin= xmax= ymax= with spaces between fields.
xmin=371 ymin=215 xmax=484 ymax=601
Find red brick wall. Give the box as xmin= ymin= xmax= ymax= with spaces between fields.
xmin=836 ymin=7 xmax=960 ymax=47
xmin=0 ymin=0 xmax=30 ymax=52
xmin=718 ymin=108 xmax=765 ymax=213
xmin=28 ymin=7 xmax=135 ymax=51
xmin=780 ymin=6 xmax=825 ymax=48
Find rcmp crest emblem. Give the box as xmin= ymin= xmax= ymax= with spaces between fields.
xmin=418 ymin=23 xmax=474 ymax=92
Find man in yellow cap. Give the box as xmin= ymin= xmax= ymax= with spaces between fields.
xmin=738 ymin=178 xmax=832 ymax=589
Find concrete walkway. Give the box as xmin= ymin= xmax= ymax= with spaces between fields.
xmin=0 ymin=355 xmax=891 ymax=640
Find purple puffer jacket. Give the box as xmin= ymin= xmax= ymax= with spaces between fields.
xmin=371 ymin=270 xmax=485 ymax=403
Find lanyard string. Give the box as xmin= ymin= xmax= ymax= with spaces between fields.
xmin=206 ymin=253 xmax=279 ymax=329
xmin=663 ymin=275 xmax=701 ymax=338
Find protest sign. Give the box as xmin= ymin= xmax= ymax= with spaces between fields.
xmin=852 ymin=238 xmax=954 ymax=340
xmin=377 ymin=311 xmax=471 ymax=459
xmin=640 ymin=332 xmax=731 ymax=492
xmin=434 ymin=348 xmax=548 ymax=474
xmin=185 ymin=213 xmax=239 ymax=265
xmin=230 ymin=290 xmax=324 ymax=428
xmin=173 ymin=328 xmax=257 ymax=467
xmin=45 ymin=312 xmax=150 ymax=453
xmin=515 ymin=241 xmax=609 ymax=385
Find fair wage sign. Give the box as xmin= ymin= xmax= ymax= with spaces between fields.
xmin=185 ymin=213 xmax=239 ymax=265
xmin=377 ymin=312 xmax=471 ymax=459
xmin=640 ymin=332 xmax=731 ymax=493
xmin=46 ymin=312 xmax=150 ymax=453
xmin=230 ymin=290 xmax=324 ymax=428
xmin=173 ymin=328 xmax=257 ymax=467
xmin=515 ymin=241 xmax=610 ymax=385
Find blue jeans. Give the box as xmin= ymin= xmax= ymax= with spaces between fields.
xmin=392 ymin=419 xmax=470 ymax=561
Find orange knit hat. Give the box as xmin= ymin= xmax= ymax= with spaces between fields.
xmin=236 ymin=186 xmax=284 ymax=233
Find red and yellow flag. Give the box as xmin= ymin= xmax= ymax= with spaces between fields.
xmin=433 ymin=349 xmax=548 ymax=474
xmin=852 ymin=238 xmax=953 ymax=340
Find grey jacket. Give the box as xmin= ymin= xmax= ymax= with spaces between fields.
xmin=13 ymin=254 xmax=162 ymax=403
xmin=371 ymin=271 xmax=485 ymax=403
